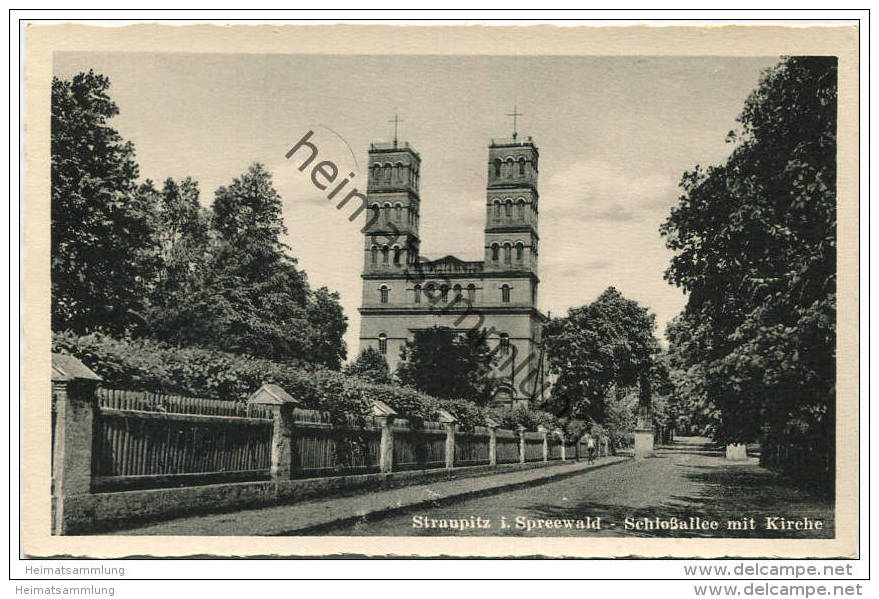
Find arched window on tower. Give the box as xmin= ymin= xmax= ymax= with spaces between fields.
xmin=379 ymin=285 xmax=389 ymax=304
xmin=383 ymin=164 xmax=392 ymax=180
xmin=370 ymin=245 xmax=378 ymax=265
xmin=506 ymin=158 xmax=514 ymax=177
xmin=395 ymin=203 xmax=402 ymax=222
xmin=393 ymin=245 xmax=401 ymax=266
xmin=494 ymin=159 xmax=501 ymax=177
xmin=516 ymin=242 xmax=524 ymax=261
xmin=505 ymin=200 xmax=512 ymax=219
xmin=414 ymin=284 xmax=422 ymax=303
xmin=501 ymin=284 xmax=511 ymax=303
xmin=491 ymin=243 xmax=500 ymax=262
xmin=378 ymin=334 xmax=387 ymax=355
xmin=467 ymin=283 xmax=476 ymax=303
xmin=370 ymin=204 xmax=380 ymax=226
xmin=440 ymin=284 xmax=449 ymax=302
xmin=453 ymin=284 xmax=462 ymax=302
xmin=383 ymin=202 xmax=392 ymax=222
xmin=426 ymin=283 xmax=436 ymax=302
xmin=493 ymin=200 xmax=501 ymax=220
xmin=519 ymin=158 xmax=526 ymax=175
xmin=373 ymin=164 xmax=381 ymax=180
xmin=517 ymin=199 xmax=525 ymax=220
xmin=381 ymin=245 xmax=389 ymax=265
xmin=499 ymin=333 xmax=510 ymax=355
xmin=503 ymin=243 xmax=512 ymax=264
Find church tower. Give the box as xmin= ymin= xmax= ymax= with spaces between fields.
xmin=483 ymin=135 xmax=539 ymax=302
xmin=363 ymin=140 xmax=421 ymax=273
xmin=358 ymin=117 xmax=548 ymax=407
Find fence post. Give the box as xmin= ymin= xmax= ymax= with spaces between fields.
xmin=248 ymin=384 xmax=301 ymax=481
xmin=438 ymin=410 xmax=457 ymax=470
xmin=443 ymin=423 xmax=457 ymax=469
xmin=376 ymin=415 xmax=395 ymax=473
xmin=486 ymin=418 xmax=499 ymax=466
xmin=518 ymin=426 xmax=526 ymax=463
xmin=371 ymin=400 xmax=398 ymax=474
xmin=538 ymin=425 xmax=549 ymax=462
xmin=558 ymin=430 xmax=566 ymax=461
xmin=51 ymin=354 xmax=102 ymax=535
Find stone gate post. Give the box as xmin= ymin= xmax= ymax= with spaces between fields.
xmin=51 ymin=354 xmax=102 ymax=535
xmin=248 ymin=384 xmax=301 ymax=480
xmin=438 ymin=409 xmax=457 ymax=470
xmin=486 ymin=418 xmax=499 ymax=466
xmin=538 ymin=425 xmax=549 ymax=462
xmin=557 ymin=430 xmax=566 ymax=461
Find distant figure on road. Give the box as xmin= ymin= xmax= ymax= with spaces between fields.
xmin=587 ymin=437 xmax=596 ymax=463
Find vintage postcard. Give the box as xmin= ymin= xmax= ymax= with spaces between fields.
xmin=20 ymin=20 xmax=860 ymax=560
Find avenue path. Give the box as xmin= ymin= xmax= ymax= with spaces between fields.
xmin=319 ymin=437 xmax=834 ymax=538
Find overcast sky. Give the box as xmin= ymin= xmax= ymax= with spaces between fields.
xmin=54 ymin=53 xmax=780 ymax=358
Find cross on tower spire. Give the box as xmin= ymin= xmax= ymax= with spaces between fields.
xmin=388 ymin=112 xmax=404 ymax=148
xmin=506 ymin=105 xmax=523 ymax=140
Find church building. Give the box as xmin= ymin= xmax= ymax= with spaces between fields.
xmin=358 ymin=126 xmax=548 ymax=408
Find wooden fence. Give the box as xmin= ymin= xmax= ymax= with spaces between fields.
xmin=58 ymin=381 xmax=612 ymax=496
xmin=454 ymin=427 xmax=492 ymax=467
xmin=92 ymin=408 xmax=273 ymax=491
xmin=393 ymin=419 xmax=447 ymax=471
xmin=524 ymin=432 xmax=544 ymax=462
xmin=548 ymin=435 xmax=563 ymax=460
xmin=496 ymin=429 xmax=521 ymax=464
xmin=96 ymin=387 xmax=274 ymax=419
xmin=53 ymin=356 xmax=621 ymax=534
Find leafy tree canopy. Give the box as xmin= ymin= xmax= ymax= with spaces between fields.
xmin=51 ymin=70 xmax=159 ymax=334
xmin=51 ymin=71 xmax=349 ymax=370
xmin=396 ymin=326 xmax=498 ymax=405
xmin=543 ymin=286 xmax=660 ymax=423
xmin=661 ymin=57 xmax=836 ymax=448
xmin=344 ymin=346 xmax=393 ymax=385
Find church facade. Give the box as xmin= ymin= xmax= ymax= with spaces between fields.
xmin=358 ymin=132 xmax=548 ymax=408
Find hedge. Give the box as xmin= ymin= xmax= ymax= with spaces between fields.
xmin=52 ymin=331 xmax=556 ymax=431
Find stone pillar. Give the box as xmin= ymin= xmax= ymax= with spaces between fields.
xmin=634 ymin=429 xmax=654 ymax=458
xmin=539 ymin=426 xmax=549 ymax=462
xmin=267 ymin=403 xmax=296 ymax=479
xmin=726 ymin=443 xmax=747 ymax=461
xmin=518 ymin=426 xmax=526 ymax=463
xmin=444 ymin=422 xmax=457 ymax=469
xmin=51 ymin=354 xmax=102 ymax=535
xmin=248 ymin=383 xmax=302 ymax=479
xmin=488 ymin=425 xmax=498 ymax=466
xmin=634 ymin=405 xmax=654 ymax=458
xmin=378 ymin=415 xmax=395 ymax=473
xmin=559 ymin=431 xmax=566 ymax=461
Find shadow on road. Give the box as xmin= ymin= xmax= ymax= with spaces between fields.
xmin=529 ymin=439 xmax=834 ymax=538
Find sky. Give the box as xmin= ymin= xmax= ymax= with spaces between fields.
xmin=54 ymin=53 xmax=780 ymax=359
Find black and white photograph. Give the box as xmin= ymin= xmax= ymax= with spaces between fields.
xmin=20 ymin=20 xmax=861 ymax=564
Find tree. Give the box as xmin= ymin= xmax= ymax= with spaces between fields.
xmin=396 ymin=326 xmax=498 ymax=404
xmin=141 ymin=177 xmax=213 ymax=337
xmin=660 ymin=56 xmax=836 ymax=476
xmin=345 ymin=347 xmax=393 ymax=385
xmin=304 ymin=287 xmax=348 ymax=370
xmin=51 ymin=70 xmax=159 ymax=334
xmin=150 ymin=163 xmax=348 ymax=367
xmin=542 ymin=287 xmax=660 ymax=424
